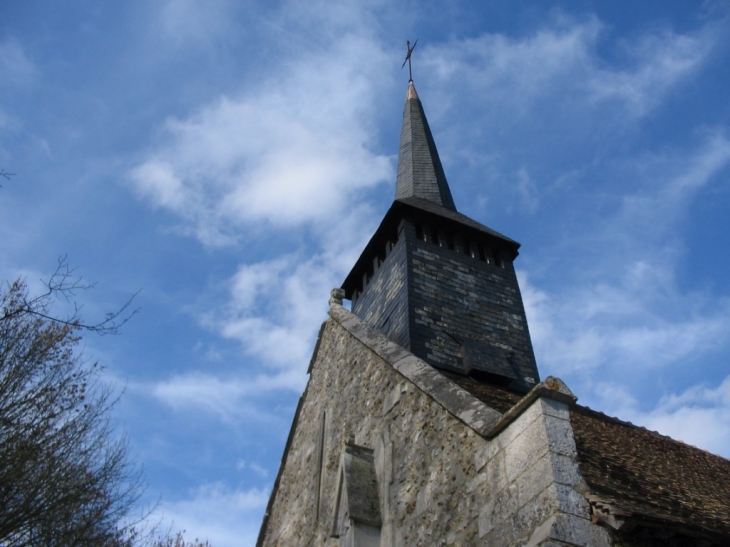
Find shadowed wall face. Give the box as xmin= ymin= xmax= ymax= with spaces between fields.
xmin=351 ymin=213 xmax=538 ymax=392
xmin=405 ymin=220 xmax=537 ymax=391
xmin=351 ymin=226 xmax=410 ymax=350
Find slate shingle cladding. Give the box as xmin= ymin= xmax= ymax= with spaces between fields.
xmin=346 ymin=193 xmax=539 ymax=392
xmin=406 ymin=223 xmax=537 ymax=390
xmin=345 ymin=80 xmax=539 ymax=392
xmin=351 ymin=226 xmax=409 ymax=348
xmin=394 ymin=82 xmax=456 ymax=210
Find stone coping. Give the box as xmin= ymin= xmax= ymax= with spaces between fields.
xmin=328 ymin=304 xmax=577 ymax=440
xmin=329 ymin=304 xmax=502 ymax=436
xmin=484 ymin=376 xmax=577 ymax=439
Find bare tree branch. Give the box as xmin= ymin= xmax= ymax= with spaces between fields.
xmin=0 ymin=256 xmax=140 ymax=335
xmin=0 ymin=169 xmax=15 ymax=187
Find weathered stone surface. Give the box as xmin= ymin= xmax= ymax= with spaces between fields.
xmin=259 ymin=313 xmax=614 ymax=547
xmin=261 ymin=318 xmax=491 ymax=545
xmin=526 ymin=513 xmax=612 ymax=547
xmin=330 ymin=305 xmax=502 ymax=436
xmin=339 ymin=444 xmax=381 ymax=527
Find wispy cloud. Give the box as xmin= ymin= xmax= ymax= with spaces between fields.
xmin=641 ymin=377 xmax=730 ymax=456
xmin=615 ymin=130 xmax=730 ymax=240
xmin=525 ymin=125 xmax=730 ymax=357
xmin=418 ymin=15 xmax=721 ymax=214
xmin=0 ymin=37 xmax=37 ymax=88
xmin=592 ymin=377 xmax=730 ymax=457
xmin=161 ymin=482 xmax=268 ymax=547
xmin=130 ymin=16 xmax=398 ymax=407
xmin=159 ymin=0 xmax=236 ymax=48
xmin=152 ymin=370 xmax=303 ymax=422
xmin=128 ymin=31 xmax=393 ymax=246
xmin=427 ymin=15 xmax=713 ymax=119
xmin=585 ymin=27 xmax=714 ymax=116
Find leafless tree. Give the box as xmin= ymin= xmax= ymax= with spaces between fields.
xmin=0 ymin=278 xmax=143 ymax=546
xmin=149 ymin=531 xmax=212 ymax=547
xmin=111 ymin=526 xmax=214 ymax=547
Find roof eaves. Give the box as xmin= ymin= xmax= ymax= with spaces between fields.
xmin=341 ymin=198 xmax=521 ymax=295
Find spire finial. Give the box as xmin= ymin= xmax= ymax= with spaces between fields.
xmin=401 ymin=39 xmax=418 ymax=82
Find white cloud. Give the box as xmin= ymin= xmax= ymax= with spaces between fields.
xmin=220 ymin=251 xmax=342 ymax=369
xmin=523 ymin=265 xmax=730 ymax=376
xmin=615 ymin=130 xmax=730 ymax=243
xmin=236 ymin=459 xmax=268 ymax=478
xmin=152 ymin=370 xmax=303 ymax=422
xmin=514 ymin=168 xmax=539 ymax=213
xmin=410 ymin=15 xmax=720 ymax=216
xmin=426 ymin=15 xmax=713 ymax=119
xmin=430 ymin=18 xmax=602 ymax=102
xmin=151 ymin=207 xmax=378 ymax=419
xmin=521 ymin=132 xmax=730 ymax=377
xmin=160 ymin=482 xmax=268 ymax=547
xmin=0 ymin=37 xmax=37 ymax=88
xmin=152 ymin=196 xmax=380 ymax=419
xmin=128 ymin=33 xmax=393 ymax=246
xmin=160 ymin=0 xmax=235 ymax=47
xmin=129 ymin=160 xmax=190 ymax=212
xmin=586 ymin=28 xmax=712 ymax=116
xmin=593 ymin=377 xmax=730 ymax=457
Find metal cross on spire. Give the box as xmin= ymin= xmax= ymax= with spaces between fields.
xmin=401 ymin=39 xmax=418 ymax=81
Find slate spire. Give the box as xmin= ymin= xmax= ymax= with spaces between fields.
xmin=342 ymin=78 xmax=539 ymax=393
xmin=395 ymin=81 xmax=457 ymax=211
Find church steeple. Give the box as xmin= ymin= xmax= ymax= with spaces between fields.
xmin=395 ymin=81 xmax=456 ymax=210
xmin=342 ymin=79 xmax=539 ymax=393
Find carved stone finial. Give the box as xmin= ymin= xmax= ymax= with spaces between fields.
xmin=329 ymin=288 xmax=346 ymax=306
xmin=541 ymin=376 xmax=576 ymax=399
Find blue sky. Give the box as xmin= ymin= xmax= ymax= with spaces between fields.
xmin=2 ymin=1 xmax=730 ymax=545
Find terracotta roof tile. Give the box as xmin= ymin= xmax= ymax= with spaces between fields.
xmin=571 ymin=404 xmax=730 ymax=540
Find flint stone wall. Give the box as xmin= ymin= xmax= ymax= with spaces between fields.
xmin=259 ymin=308 xmax=613 ymax=547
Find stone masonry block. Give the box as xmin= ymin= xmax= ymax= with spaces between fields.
xmin=543 ymin=415 xmax=578 ymax=458
xmin=497 ymin=400 xmax=545 ymax=449
xmin=510 ymin=485 xmax=561 ymax=542
xmin=503 ymin=419 xmax=550 ymax=483
xmin=538 ymin=397 xmax=570 ymax=421
xmin=550 ymin=453 xmax=583 ymax=488
xmin=484 ymin=453 xmax=509 ymax=499
xmin=382 ymin=385 xmax=401 ymax=416
xmin=544 ymin=513 xmax=612 ymax=547
xmin=516 ymin=453 xmax=554 ymax=508
xmin=553 ymin=483 xmax=591 ymax=518
xmin=478 ymin=482 xmax=519 ymax=538
xmin=474 ymin=438 xmax=500 ymax=472
xmin=466 ymin=470 xmax=487 ymax=493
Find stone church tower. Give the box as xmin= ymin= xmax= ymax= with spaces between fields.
xmin=256 ymin=81 xmax=730 ymax=546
